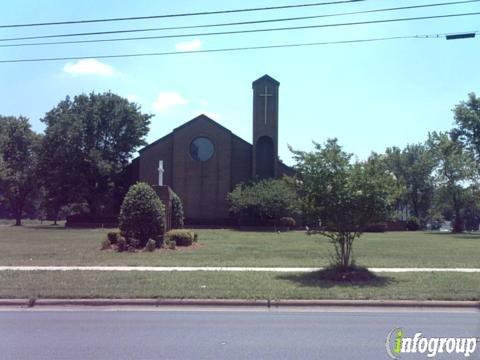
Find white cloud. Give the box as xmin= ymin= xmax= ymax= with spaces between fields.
xmin=153 ymin=91 xmax=188 ymax=112
xmin=63 ymin=58 xmax=115 ymax=76
xmin=175 ymin=39 xmax=202 ymax=52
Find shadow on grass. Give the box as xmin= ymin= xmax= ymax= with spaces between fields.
xmin=277 ymin=266 xmax=394 ymax=289
xmin=425 ymin=231 xmax=480 ymax=239
xmin=28 ymin=225 xmax=67 ymax=230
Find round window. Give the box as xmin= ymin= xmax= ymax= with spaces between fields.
xmin=189 ymin=137 xmax=215 ymax=162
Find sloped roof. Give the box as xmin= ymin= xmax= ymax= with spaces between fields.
xmin=139 ymin=114 xmax=251 ymax=153
xmin=252 ymin=74 xmax=280 ymax=87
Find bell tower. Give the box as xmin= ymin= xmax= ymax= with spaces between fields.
xmin=252 ymin=74 xmax=280 ymax=179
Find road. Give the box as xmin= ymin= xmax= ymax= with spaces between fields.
xmin=0 ymin=307 xmax=478 ymax=359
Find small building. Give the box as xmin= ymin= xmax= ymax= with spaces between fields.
xmin=130 ymin=75 xmax=293 ymax=225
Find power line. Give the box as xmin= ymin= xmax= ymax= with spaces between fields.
xmin=1 ymin=0 xmax=478 ymax=42
xmin=0 ymin=31 xmax=477 ymax=64
xmin=2 ymin=11 xmax=479 ymax=48
xmin=0 ymin=0 xmax=365 ymax=28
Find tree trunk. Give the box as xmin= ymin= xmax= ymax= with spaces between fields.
xmin=452 ymin=191 xmax=463 ymax=233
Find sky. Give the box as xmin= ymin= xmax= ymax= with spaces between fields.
xmin=1 ymin=0 xmax=479 ymax=165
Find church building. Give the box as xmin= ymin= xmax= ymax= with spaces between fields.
xmin=130 ymin=75 xmax=293 ymax=225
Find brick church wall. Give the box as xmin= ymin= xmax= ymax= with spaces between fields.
xmin=172 ymin=117 xmax=232 ymax=223
xmin=139 ymin=134 xmax=173 ymax=187
xmin=230 ymin=135 xmax=253 ymax=188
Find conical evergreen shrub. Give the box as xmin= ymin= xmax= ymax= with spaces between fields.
xmin=119 ymin=182 xmax=165 ymax=247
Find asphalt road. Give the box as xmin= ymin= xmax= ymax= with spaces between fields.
xmin=0 ymin=307 xmax=478 ymax=359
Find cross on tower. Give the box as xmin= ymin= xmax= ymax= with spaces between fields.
xmin=259 ymin=85 xmax=272 ymax=125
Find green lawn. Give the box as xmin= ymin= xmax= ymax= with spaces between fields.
xmin=0 ymin=224 xmax=479 ymax=268
xmin=0 ymin=224 xmax=478 ymax=300
xmin=1 ymin=270 xmax=478 ymax=300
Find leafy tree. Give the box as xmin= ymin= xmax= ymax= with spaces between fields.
xmin=228 ymin=178 xmax=299 ymax=225
xmin=40 ymin=92 xmax=152 ymax=214
xmin=384 ymin=143 xmax=435 ymax=226
xmin=290 ymin=139 xmax=397 ymax=269
xmin=119 ymin=182 xmax=165 ymax=247
xmin=452 ymin=92 xmax=480 ymax=161
xmin=427 ymin=131 xmax=477 ymax=232
xmin=0 ymin=116 xmax=40 ymax=226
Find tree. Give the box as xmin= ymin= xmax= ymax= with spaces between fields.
xmin=0 ymin=116 xmax=40 ymax=226
xmin=452 ymin=92 xmax=480 ymax=161
xmin=427 ymin=131 xmax=477 ymax=232
xmin=228 ymin=178 xmax=299 ymax=226
xmin=384 ymin=144 xmax=435 ymax=226
xmin=291 ymin=139 xmax=397 ymax=269
xmin=119 ymin=182 xmax=165 ymax=247
xmin=40 ymin=92 xmax=152 ymax=215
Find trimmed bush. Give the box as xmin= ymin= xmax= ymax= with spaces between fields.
xmin=128 ymin=238 xmax=141 ymax=249
xmin=66 ymin=213 xmax=118 ymax=228
xmin=171 ymin=191 xmax=184 ymax=229
xmin=279 ymin=217 xmax=296 ymax=228
xmin=406 ymin=217 xmax=420 ymax=231
xmin=362 ymin=223 xmax=387 ymax=233
xmin=119 ymin=182 xmax=166 ymax=248
xmin=145 ymin=239 xmax=156 ymax=252
xmin=154 ymin=234 xmax=164 ymax=248
xmin=165 ymin=229 xmax=196 ymax=247
xmin=107 ymin=231 xmax=119 ymax=244
xmin=117 ymin=237 xmax=127 ymax=252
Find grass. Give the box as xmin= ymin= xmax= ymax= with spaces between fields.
xmin=0 ymin=223 xmax=478 ymax=300
xmin=0 ymin=270 xmax=478 ymax=300
xmin=0 ymin=224 xmax=479 ymax=268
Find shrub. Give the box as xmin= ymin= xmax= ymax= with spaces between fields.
xmin=154 ymin=234 xmax=164 ymax=248
xmin=145 ymin=239 xmax=156 ymax=252
xmin=279 ymin=217 xmax=296 ymax=228
xmin=406 ymin=217 xmax=420 ymax=231
xmin=168 ymin=240 xmax=176 ymax=250
xmin=362 ymin=223 xmax=387 ymax=233
xmin=128 ymin=238 xmax=141 ymax=249
xmin=100 ymin=238 xmax=111 ymax=250
xmin=228 ymin=178 xmax=300 ymax=226
xmin=119 ymin=182 xmax=166 ymax=248
xmin=65 ymin=213 xmax=119 ymax=228
xmin=117 ymin=237 xmax=127 ymax=252
xmin=171 ymin=191 xmax=184 ymax=229
xmin=107 ymin=231 xmax=119 ymax=244
xmin=165 ymin=229 xmax=196 ymax=247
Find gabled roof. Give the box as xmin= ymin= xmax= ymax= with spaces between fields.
xmin=139 ymin=114 xmax=251 ymax=153
xmin=138 ymin=132 xmax=173 ymax=153
xmin=252 ymin=74 xmax=280 ymax=87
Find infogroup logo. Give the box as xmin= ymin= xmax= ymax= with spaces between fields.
xmin=385 ymin=328 xmax=478 ymax=359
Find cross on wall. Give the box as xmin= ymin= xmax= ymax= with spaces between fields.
xmin=158 ymin=160 xmax=164 ymax=186
xmin=259 ymin=85 xmax=272 ymax=125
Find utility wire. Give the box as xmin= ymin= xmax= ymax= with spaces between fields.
xmin=2 ymin=11 xmax=478 ymax=48
xmin=1 ymin=0 xmax=478 ymax=42
xmin=0 ymin=31 xmax=477 ymax=64
xmin=0 ymin=0 xmax=365 ymax=28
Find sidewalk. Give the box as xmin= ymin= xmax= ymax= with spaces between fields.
xmin=0 ymin=266 xmax=479 ymax=272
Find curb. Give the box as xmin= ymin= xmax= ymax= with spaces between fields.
xmin=0 ymin=299 xmax=478 ymax=309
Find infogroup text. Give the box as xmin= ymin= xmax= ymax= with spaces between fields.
xmin=386 ymin=328 xmax=478 ymax=358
